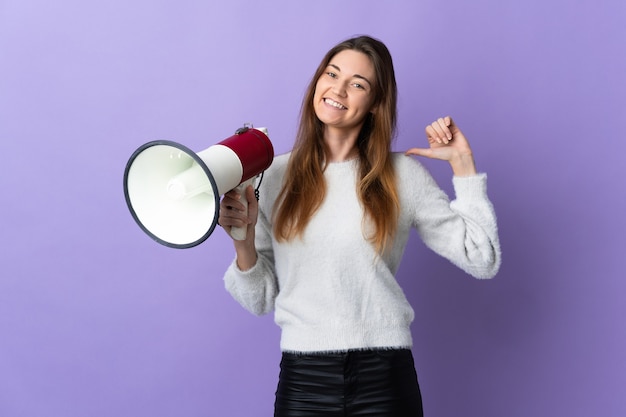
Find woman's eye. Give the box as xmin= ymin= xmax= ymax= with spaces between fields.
xmin=327 ymin=72 xmax=337 ymax=78
xmin=353 ymin=83 xmax=364 ymax=89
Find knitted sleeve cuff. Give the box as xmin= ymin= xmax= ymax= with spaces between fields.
xmin=452 ymin=173 xmax=488 ymax=200
xmin=230 ymin=256 xmax=266 ymax=280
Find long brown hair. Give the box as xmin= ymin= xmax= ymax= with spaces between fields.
xmin=274 ymin=35 xmax=400 ymax=253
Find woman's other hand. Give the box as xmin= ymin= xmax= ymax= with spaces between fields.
xmin=405 ymin=116 xmax=477 ymax=176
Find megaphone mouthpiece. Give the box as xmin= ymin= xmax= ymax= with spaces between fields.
xmin=166 ymin=164 xmax=212 ymax=201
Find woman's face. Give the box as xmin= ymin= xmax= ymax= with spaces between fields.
xmin=313 ymin=49 xmax=376 ymax=134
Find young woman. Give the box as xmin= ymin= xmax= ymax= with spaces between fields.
xmin=219 ymin=35 xmax=501 ymax=417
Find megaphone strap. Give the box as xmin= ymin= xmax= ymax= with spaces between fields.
xmin=254 ymin=171 xmax=264 ymax=201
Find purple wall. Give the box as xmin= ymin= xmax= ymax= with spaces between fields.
xmin=1 ymin=0 xmax=624 ymax=416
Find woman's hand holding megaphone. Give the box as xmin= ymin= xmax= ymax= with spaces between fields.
xmin=219 ymin=184 xmax=259 ymax=270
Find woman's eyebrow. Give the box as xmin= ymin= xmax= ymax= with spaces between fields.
xmin=328 ymin=63 xmax=372 ymax=87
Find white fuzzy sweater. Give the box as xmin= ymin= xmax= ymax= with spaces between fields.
xmin=224 ymin=152 xmax=501 ymax=353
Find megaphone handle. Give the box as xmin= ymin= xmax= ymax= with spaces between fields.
xmin=229 ymin=177 xmax=255 ymax=241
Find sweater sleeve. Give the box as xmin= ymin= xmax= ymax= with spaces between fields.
xmin=401 ymin=156 xmax=501 ymax=279
xmin=223 ymin=205 xmax=279 ymax=316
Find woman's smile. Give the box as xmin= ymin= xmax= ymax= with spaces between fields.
xmin=323 ymin=98 xmax=347 ymax=110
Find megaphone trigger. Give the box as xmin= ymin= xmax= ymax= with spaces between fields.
xmin=228 ymin=176 xmax=256 ymax=241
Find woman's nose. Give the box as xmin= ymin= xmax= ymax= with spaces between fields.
xmin=332 ymin=81 xmax=348 ymax=97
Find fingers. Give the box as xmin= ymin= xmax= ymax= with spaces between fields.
xmin=404 ymin=147 xmax=433 ymax=158
xmin=425 ymin=117 xmax=453 ymax=145
xmin=405 ymin=145 xmax=452 ymax=162
xmin=244 ymin=183 xmax=258 ymax=206
xmin=219 ymin=187 xmax=253 ymax=230
xmin=221 ymin=190 xmax=244 ymax=213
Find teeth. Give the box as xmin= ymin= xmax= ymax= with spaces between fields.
xmin=325 ymin=98 xmax=346 ymax=109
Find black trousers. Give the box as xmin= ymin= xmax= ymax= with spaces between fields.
xmin=274 ymin=349 xmax=423 ymax=417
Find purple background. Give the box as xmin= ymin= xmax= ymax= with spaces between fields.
xmin=1 ymin=0 xmax=624 ymax=416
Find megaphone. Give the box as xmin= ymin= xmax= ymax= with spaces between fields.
xmin=123 ymin=124 xmax=274 ymax=248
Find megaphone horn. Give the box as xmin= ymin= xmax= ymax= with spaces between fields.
xmin=123 ymin=125 xmax=274 ymax=248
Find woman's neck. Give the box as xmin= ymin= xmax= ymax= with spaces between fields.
xmin=323 ymin=126 xmax=361 ymax=162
